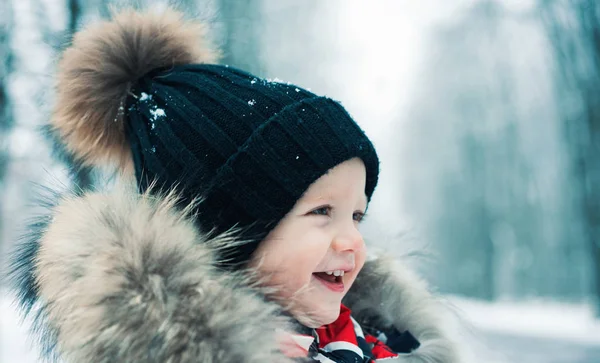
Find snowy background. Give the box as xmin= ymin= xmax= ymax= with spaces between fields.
xmin=1 ymin=0 xmax=600 ymax=362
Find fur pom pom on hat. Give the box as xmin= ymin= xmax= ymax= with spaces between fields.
xmin=51 ymin=7 xmax=380 ymax=266
xmin=52 ymin=8 xmax=218 ymax=171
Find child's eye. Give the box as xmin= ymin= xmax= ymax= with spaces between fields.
xmin=309 ymin=206 xmax=331 ymax=216
xmin=353 ymin=211 xmax=366 ymax=222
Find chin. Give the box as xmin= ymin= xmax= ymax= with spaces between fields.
xmin=318 ymin=313 xmax=339 ymax=326
xmin=296 ymin=306 xmax=341 ymax=328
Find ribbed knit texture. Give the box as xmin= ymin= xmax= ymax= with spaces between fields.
xmin=125 ymin=64 xmax=379 ymax=266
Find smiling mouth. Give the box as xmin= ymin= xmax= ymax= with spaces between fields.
xmin=313 ymin=272 xmax=342 ymax=283
xmin=312 ymin=272 xmax=345 ymax=292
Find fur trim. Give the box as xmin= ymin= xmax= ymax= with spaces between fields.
xmin=9 ymin=186 xmax=461 ymax=362
xmin=52 ymin=8 xmax=218 ymax=172
xmin=13 ymin=187 xmax=295 ymax=362
xmin=344 ymin=257 xmax=461 ymax=362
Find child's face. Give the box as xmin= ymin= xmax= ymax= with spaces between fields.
xmin=250 ymin=158 xmax=368 ymax=328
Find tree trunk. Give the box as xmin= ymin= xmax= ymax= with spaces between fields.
xmin=0 ymin=0 xmax=14 ymax=250
xmin=67 ymin=0 xmax=94 ymax=191
xmin=69 ymin=0 xmax=81 ymax=32
xmin=583 ymin=89 xmax=600 ymax=315
xmin=541 ymin=0 xmax=600 ymax=314
xmin=583 ymin=0 xmax=600 ymax=317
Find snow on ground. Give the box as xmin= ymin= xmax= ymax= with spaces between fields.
xmin=449 ymin=296 xmax=600 ymax=345
xmin=2 ymin=291 xmax=599 ymax=362
xmin=448 ymin=296 xmax=600 ymax=362
xmin=1 ymin=293 xmax=40 ymax=363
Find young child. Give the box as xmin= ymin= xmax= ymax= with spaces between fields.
xmin=9 ymin=8 xmax=460 ymax=363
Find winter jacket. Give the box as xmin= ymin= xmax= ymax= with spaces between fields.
xmin=9 ymin=185 xmax=461 ymax=362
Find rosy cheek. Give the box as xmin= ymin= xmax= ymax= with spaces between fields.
xmin=279 ymin=271 xmax=312 ymax=297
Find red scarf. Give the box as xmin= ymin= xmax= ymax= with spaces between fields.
xmin=282 ymin=305 xmax=403 ymax=362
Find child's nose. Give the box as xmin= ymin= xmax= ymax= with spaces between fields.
xmin=331 ymin=225 xmax=364 ymax=252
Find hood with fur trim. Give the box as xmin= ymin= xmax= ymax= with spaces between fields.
xmin=8 ymin=185 xmax=462 ymax=363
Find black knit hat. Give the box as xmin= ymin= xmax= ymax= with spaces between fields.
xmin=125 ymin=64 xmax=379 ymax=264
xmin=49 ymin=9 xmax=379 ymax=267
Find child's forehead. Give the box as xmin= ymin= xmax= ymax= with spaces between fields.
xmin=299 ymin=158 xmax=368 ymax=205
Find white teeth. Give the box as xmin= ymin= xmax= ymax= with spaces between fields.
xmin=322 ymin=270 xmax=345 ymax=277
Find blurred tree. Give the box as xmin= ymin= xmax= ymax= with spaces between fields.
xmin=68 ymin=0 xmax=83 ymax=32
xmin=65 ymin=0 xmax=93 ymax=191
xmin=541 ymin=0 xmax=600 ymax=314
xmin=401 ymin=2 xmax=500 ymax=300
xmin=33 ymin=0 xmax=94 ymax=191
xmin=217 ymin=0 xmax=264 ymax=75
xmin=0 ymin=0 xmax=14 ymax=246
xmin=403 ymin=0 xmax=567 ymax=300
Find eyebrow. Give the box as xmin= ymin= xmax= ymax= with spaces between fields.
xmin=301 ymin=193 xmax=369 ymax=208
